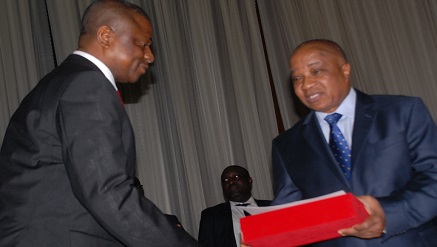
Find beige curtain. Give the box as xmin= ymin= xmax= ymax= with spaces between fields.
xmin=0 ymin=0 xmax=54 ymax=138
xmin=2 ymin=0 xmax=437 ymax=238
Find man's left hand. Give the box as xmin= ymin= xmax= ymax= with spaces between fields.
xmin=338 ymin=195 xmax=386 ymax=239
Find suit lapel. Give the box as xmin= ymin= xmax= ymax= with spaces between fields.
xmin=351 ymin=90 xmax=376 ymax=165
xmin=302 ymin=112 xmax=348 ymax=186
xmin=224 ymin=202 xmax=237 ymax=247
xmin=289 ymin=90 xmax=377 ymax=192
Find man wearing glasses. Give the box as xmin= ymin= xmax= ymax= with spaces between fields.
xmin=198 ymin=165 xmax=271 ymax=247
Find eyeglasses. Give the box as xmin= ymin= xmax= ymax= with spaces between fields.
xmin=221 ymin=174 xmax=249 ymax=183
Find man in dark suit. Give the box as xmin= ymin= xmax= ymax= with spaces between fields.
xmin=0 ymin=0 xmax=197 ymax=246
xmin=272 ymin=39 xmax=437 ymax=246
xmin=198 ymin=165 xmax=271 ymax=247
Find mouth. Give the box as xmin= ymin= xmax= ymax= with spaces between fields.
xmin=228 ymin=185 xmax=239 ymax=191
xmin=306 ymin=92 xmax=321 ymax=103
xmin=139 ymin=64 xmax=149 ymax=74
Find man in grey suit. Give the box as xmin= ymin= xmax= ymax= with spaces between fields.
xmin=271 ymin=39 xmax=437 ymax=246
xmin=0 ymin=0 xmax=197 ymax=246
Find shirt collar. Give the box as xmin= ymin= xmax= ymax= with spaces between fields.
xmin=316 ymin=87 xmax=356 ymax=121
xmin=230 ymin=196 xmax=257 ymax=207
xmin=73 ymin=50 xmax=117 ymax=91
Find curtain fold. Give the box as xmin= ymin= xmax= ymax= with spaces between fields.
xmin=45 ymin=0 xmax=90 ymax=64
xmin=131 ymin=0 xmax=277 ymax=234
xmin=0 ymin=0 xmax=53 ymax=141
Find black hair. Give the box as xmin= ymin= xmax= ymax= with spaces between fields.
xmin=80 ymin=0 xmax=150 ymax=36
xmin=293 ymin=39 xmax=348 ymax=62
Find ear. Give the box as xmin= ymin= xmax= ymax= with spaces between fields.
xmin=96 ymin=25 xmax=113 ymax=48
xmin=342 ymin=63 xmax=351 ymax=80
xmin=248 ymin=177 xmax=253 ymax=191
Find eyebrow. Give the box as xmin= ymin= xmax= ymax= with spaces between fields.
xmin=307 ymin=61 xmax=321 ymax=67
xmin=291 ymin=60 xmax=321 ymax=73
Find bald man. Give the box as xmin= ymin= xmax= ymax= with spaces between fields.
xmin=0 ymin=0 xmax=197 ymax=246
xmin=198 ymin=165 xmax=271 ymax=247
xmin=271 ymin=39 xmax=437 ymax=246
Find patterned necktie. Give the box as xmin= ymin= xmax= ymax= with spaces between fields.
xmin=325 ymin=113 xmax=352 ymax=180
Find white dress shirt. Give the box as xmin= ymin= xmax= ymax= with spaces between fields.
xmin=315 ymin=88 xmax=356 ymax=148
xmin=230 ymin=197 xmax=258 ymax=246
xmin=73 ymin=50 xmax=117 ymax=91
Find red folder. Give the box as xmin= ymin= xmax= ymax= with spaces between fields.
xmin=240 ymin=192 xmax=368 ymax=246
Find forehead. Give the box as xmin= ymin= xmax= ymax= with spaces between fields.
xmin=294 ymin=41 xmax=345 ymax=63
xmin=221 ymin=168 xmax=247 ymax=178
xmin=125 ymin=14 xmax=153 ymax=37
xmin=293 ymin=45 xmax=338 ymax=64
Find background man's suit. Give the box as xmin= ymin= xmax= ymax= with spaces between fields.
xmin=0 ymin=55 xmax=197 ymax=246
xmin=272 ymin=89 xmax=437 ymax=247
xmin=198 ymin=199 xmax=271 ymax=247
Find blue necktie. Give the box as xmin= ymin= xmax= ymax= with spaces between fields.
xmin=325 ymin=113 xmax=351 ymax=180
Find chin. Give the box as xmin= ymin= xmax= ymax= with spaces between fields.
xmin=125 ymin=77 xmax=141 ymax=83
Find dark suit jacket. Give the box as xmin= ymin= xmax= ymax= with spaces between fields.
xmin=198 ymin=199 xmax=271 ymax=247
xmin=272 ymin=89 xmax=437 ymax=247
xmin=0 ymin=54 xmax=197 ymax=246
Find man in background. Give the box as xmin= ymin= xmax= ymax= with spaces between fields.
xmin=198 ymin=165 xmax=271 ymax=247
xmin=272 ymin=39 xmax=437 ymax=246
xmin=0 ymin=0 xmax=197 ymax=246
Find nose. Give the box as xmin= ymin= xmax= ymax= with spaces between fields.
xmin=144 ymin=46 xmax=155 ymax=63
xmin=300 ymin=76 xmax=316 ymax=90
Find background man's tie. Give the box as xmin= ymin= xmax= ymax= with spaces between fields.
xmin=235 ymin=203 xmax=251 ymax=216
xmin=325 ymin=113 xmax=351 ymax=180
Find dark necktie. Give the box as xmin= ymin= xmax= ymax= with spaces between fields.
xmin=325 ymin=113 xmax=352 ymax=180
xmin=235 ymin=203 xmax=251 ymax=216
